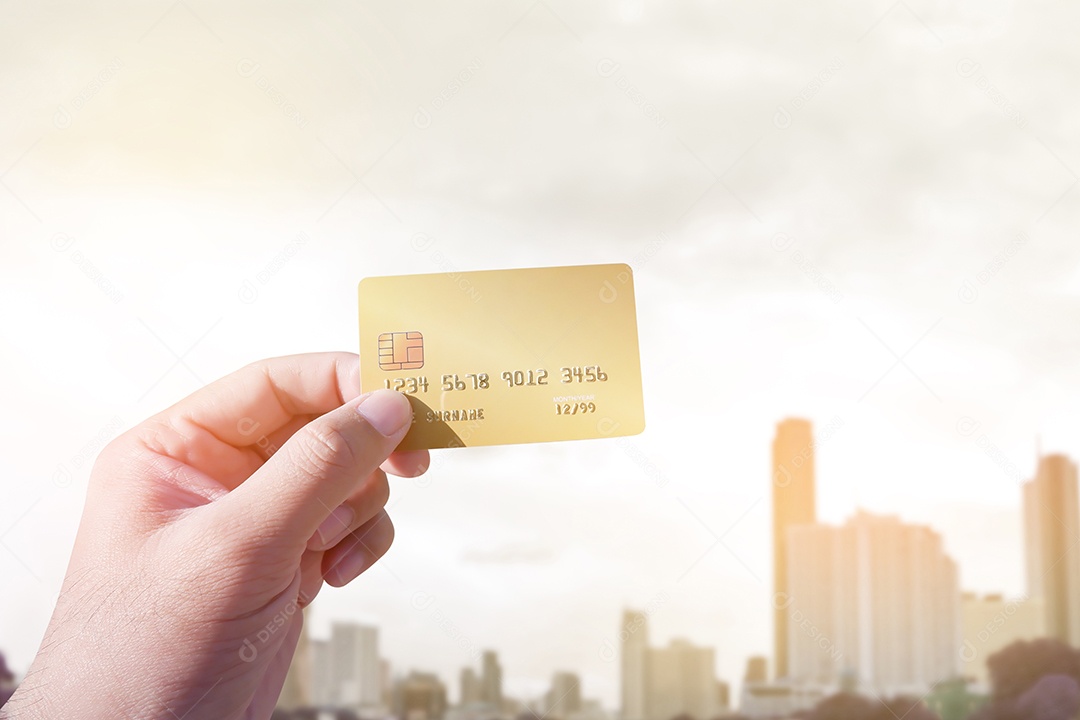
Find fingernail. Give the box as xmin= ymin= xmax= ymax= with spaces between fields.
xmin=329 ymin=545 xmax=373 ymax=585
xmin=356 ymin=390 xmax=412 ymax=436
xmin=312 ymin=505 xmax=354 ymax=550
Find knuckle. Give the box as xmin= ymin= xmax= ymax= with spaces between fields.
xmin=88 ymin=430 xmax=154 ymax=490
xmin=295 ymin=421 xmax=358 ymax=476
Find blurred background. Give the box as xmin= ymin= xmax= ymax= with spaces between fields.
xmin=3 ymin=1 xmax=1080 ymax=718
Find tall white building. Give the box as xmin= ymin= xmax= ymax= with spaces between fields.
xmin=786 ymin=511 xmax=959 ymax=695
xmin=783 ymin=522 xmax=855 ymax=686
xmin=312 ymin=638 xmax=332 ymax=706
xmin=1023 ymin=453 xmax=1080 ymax=647
xmin=330 ymin=622 xmax=382 ymax=710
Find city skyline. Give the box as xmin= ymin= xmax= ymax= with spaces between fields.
xmin=253 ymin=417 xmax=1080 ymax=717
xmin=1 ymin=408 xmax=1068 ymax=717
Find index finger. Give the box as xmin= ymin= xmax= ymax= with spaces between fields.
xmin=155 ymin=352 xmax=361 ymax=448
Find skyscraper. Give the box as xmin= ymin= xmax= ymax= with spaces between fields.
xmin=744 ymin=656 xmax=768 ymax=684
xmin=619 ymin=610 xmax=648 ymax=720
xmin=393 ymin=671 xmax=448 ymax=720
xmin=381 ymin=659 xmax=394 ymax=709
xmin=1023 ymin=453 xmax=1080 ymax=646
xmin=645 ymin=639 xmax=718 ymax=720
xmin=783 ymin=521 xmax=856 ymax=687
xmin=772 ymin=418 xmax=816 ymax=679
xmin=330 ymin=622 xmax=382 ymax=710
xmin=312 ymin=638 xmax=332 ymax=706
xmin=545 ymin=672 xmax=582 ymax=719
xmin=618 ymin=610 xmax=727 ymax=720
xmin=460 ymin=667 xmax=482 ymax=706
xmin=786 ymin=511 xmax=960 ymax=694
xmin=481 ymin=650 xmax=502 ymax=709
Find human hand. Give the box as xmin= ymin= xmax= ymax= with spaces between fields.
xmin=2 ymin=353 xmax=426 ymax=720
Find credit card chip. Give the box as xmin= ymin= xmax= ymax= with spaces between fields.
xmin=378 ymin=331 xmax=425 ymax=370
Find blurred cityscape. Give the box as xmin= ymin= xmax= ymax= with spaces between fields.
xmin=4 ymin=418 xmax=1080 ymax=719
xmin=232 ymin=418 xmax=1080 ymax=719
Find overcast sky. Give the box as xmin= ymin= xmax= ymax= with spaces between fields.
xmin=3 ymin=0 xmax=1080 ymax=708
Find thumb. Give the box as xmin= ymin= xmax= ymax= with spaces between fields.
xmin=213 ymin=389 xmax=413 ymax=548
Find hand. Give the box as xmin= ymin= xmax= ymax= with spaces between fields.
xmin=2 ymin=353 xmax=427 ymax=720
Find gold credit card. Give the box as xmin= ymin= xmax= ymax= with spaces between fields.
xmin=358 ymin=263 xmax=645 ymax=450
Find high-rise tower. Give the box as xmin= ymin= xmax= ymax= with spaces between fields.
xmin=480 ymin=650 xmax=502 ymax=709
xmin=786 ymin=512 xmax=959 ymax=693
xmin=1023 ymin=453 xmax=1080 ymax=646
xmin=772 ymin=418 xmax=816 ymax=679
xmin=620 ymin=610 xmax=648 ymax=720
